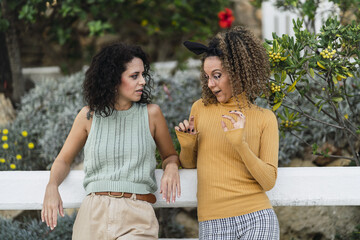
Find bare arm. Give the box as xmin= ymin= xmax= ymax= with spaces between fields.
xmin=42 ymin=107 xmax=91 ymax=229
xmin=148 ymin=104 xmax=181 ymax=203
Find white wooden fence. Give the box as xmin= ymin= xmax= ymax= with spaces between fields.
xmin=262 ymin=0 xmax=339 ymax=40
xmin=1 ymin=167 xmax=360 ymax=239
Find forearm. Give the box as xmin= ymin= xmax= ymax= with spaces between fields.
xmin=47 ymin=158 xmax=71 ymax=187
xmin=235 ymin=142 xmax=277 ymax=190
xmin=225 ymin=129 xmax=278 ymax=191
xmin=162 ymin=154 xmax=180 ymax=170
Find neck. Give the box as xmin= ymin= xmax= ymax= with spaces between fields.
xmin=114 ymin=101 xmax=133 ymax=111
xmin=219 ymin=93 xmax=250 ymax=108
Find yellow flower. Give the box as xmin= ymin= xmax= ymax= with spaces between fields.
xmin=10 ymin=164 xmax=16 ymax=169
xmin=2 ymin=129 xmax=8 ymax=134
xmin=21 ymin=131 xmax=28 ymax=137
xmin=2 ymin=136 xmax=8 ymax=141
xmin=2 ymin=143 xmax=9 ymax=149
xmin=16 ymin=154 xmax=22 ymax=160
xmin=28 ymin=142 xmax=35 ymax=149
xmin=0 ymin=158 xmax=5 ymax=163
xmin=141 ymin=19 xmax=148 ymax=27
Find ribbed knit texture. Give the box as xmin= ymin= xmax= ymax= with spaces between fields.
xmin=176 ymin=94 xmax=279 ymax=221
xmin=83 ymin=103 xmax=157 ymax=195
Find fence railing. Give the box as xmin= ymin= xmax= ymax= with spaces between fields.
xmin=1 ymin=167 xmax=359 ymax=239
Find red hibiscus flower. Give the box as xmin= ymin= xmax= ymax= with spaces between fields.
xmin=218 ymin=8 xmax=235 ymax=29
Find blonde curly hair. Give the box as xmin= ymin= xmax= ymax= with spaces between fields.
xmin=200 ymin=26 xmax=270 ymax=107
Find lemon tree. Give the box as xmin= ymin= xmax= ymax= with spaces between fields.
xmin=263 ymin=17 xmax=360 ymax=165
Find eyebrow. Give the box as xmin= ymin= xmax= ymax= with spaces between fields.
xmin=211 ymin=69 xmax=222 ymax=73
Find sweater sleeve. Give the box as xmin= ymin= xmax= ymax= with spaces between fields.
xmin=175 ymin=131 xmax=198 ymax=168
xmin=174 ymin=101 xmax=200 ymax=169
xmin=224 ymin=110 xmax=279 ymax=191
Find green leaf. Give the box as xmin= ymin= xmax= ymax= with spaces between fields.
xmin=318 ymin=103 xmax=324 ymax=112
xmin=309 ymin=68 xmax=315 ymax=78
xmin=332 ymin=97 xmax=343 ymax=103
xmin=312 ymin=143 xmax=318 ymax=155
xmin=287 ymin=75 xmax=302 ymax=93
xmin=277 ymin=113 xmax=286 ymax=121
xmin=272 ymin=101 xmax=282 ymax=111
xmin=332 ymin=75 xmax=338 ymax=85
xmin=281 ymin=70 xmax=287 ymax=82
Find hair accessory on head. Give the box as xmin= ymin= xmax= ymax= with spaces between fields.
xmin=183 ymin=41 xmax=221 ymax=56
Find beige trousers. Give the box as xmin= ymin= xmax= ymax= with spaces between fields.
xmin=72 ymin=193 xmax=159 ymax=240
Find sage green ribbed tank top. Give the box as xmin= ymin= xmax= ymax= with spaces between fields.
xmin=83 ymin=103 xmax=157 ymax=195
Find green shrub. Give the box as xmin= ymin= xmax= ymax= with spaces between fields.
xmin=263 ymin=17 xmax=360 ymax=165
xmin=0 ymin=214 xmax=75 ymax=240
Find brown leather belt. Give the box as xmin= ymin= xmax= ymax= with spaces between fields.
xmin=94 ymin=192 xmax=156 ymax=204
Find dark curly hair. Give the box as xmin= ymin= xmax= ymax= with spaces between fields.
xmin=200 ymin=26 xmax=270 ymax=107
xmin=83 ymin=42 xmax=153 ymax=117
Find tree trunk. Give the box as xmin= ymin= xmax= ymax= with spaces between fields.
xmin=1 ymin=0 xmax=25 ymax=105
xmin=0 ymin=31 xmax=12 ymax=99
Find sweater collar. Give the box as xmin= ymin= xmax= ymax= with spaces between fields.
xmin=219 ymin=93 xmax=251 ymax=109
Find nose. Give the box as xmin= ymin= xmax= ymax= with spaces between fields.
xmin=208 ymin=78 xmax=215 ymax=88
xmin=139 ymin=75 xmax=146 ymax=86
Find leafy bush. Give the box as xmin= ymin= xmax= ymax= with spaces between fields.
xmin=263 ymin=17 xmax=360 ymax=165
xmin=0 ymin=72 xmax=84 ymax=170
xmin=0 ymin=128 xmax=39 ymax=170
xmin=0 ymin=214 xmax=75 ymax=240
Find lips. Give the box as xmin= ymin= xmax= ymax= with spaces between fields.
xmin=213 ymin=90 xmax=221 ymax=95
xmin=135 ymin=89 xmax=143 ymax=93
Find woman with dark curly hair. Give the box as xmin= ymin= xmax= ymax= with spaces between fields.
xmin=175 ymin=26 xmax=280 ymax=239
xmin=42 ymin=43 xmax=181 ymax=239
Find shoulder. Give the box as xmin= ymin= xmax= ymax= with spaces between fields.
xmin=147 ymin=103 xmax=162 ymax=115
xmin=146 ymin=104 xmax=164 ymax=121
xmin=78 ymin=106 xmax=94 ymax=120
xmin=191 ymin=99 xmax=205 ymax=110
xmin=255 ymin=107 xmax=278 ymax=127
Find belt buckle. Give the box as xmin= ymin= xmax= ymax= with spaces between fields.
xmin=108 ymin=192 xmax=124 ymax=198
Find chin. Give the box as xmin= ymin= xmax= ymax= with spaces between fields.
xmin=217 ymin=97 xmax=229 ymax=103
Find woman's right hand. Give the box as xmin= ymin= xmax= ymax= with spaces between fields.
xmin=41 ymin=184 xmax=64 ymax=230
xmin=175 ymin=115 xmax=197 ymax=135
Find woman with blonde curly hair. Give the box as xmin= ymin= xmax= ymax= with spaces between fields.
xmin=175 ymin=26 xmax=280 ymax=239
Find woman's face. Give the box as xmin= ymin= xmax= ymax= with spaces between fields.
xmin=116 ymin=57 xmax=146 ymax=106
xmin=203 ymin=56 xmax=232 ymax=103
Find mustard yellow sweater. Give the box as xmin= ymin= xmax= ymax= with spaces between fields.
xmin=176 ymin=96 xmax=279 ymax=222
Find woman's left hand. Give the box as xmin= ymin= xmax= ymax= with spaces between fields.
xmin=160 ymin=162 xmax=181 ymax=204
xmin=221 ymin=110 xmax=246 ymax=131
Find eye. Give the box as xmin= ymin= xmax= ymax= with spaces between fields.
xmin=130 ymin=74 xmax=138 ymax=79
xmin=203 ymin=74 xmax=209 ymax=79
xmin=213 ymin=73 xmax=221 ymax=80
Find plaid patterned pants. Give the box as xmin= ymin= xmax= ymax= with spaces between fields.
xmin=199 ymin=209 xmax=280 ymax=240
